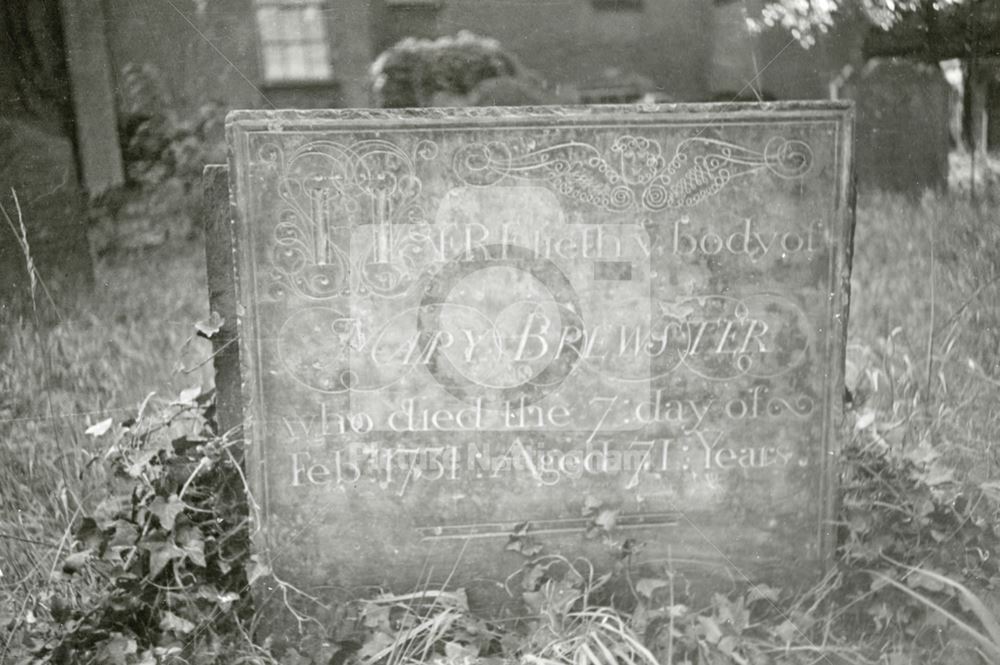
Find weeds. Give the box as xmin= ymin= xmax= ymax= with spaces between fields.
xmin=2 ymin=188 xmax=1000 ymax=663
xmin=871 ymin=567 xmax=1000 ymax=661
xmin=0 ymin=244 xmax=213 ymax=663
xmin=5 ymin=390 xmax=257 ymax=664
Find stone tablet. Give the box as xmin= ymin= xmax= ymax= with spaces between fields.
xmin=220 ymin=103 xmax=854 ymax=616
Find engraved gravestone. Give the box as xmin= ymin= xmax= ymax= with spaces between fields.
xmin=210 ymin=103 xmax=854 ymax=619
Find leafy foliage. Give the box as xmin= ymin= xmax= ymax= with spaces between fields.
xmin=89 ymin=64 xmax=226 ymax=253
xmin=4 ymin=181 xmax=1000 ymax=665
xmin=12 ymin=391 xmax=256 ymax=664
xmin=117 ymin=64 xmax=226 ymax=189
xmin=371 ymin=31 xmax=517 ymax=107
xmin=753 ymin=0 xmax=973 ymax=46
xmin=369 ymin=31 xmax=551 ymax=108
xmin=831 ymin=432 xmax=1000 ymax=657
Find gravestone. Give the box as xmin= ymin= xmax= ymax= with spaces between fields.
xmin=842 ymin=58 xmax=950 ymax=195
xmin=208 ymin=103 xmax=854 ymax=622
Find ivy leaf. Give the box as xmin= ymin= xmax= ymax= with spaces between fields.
xmin=280 ymin=648 xmax=313 ymax=665
xmin=194 ymin=311 xmax=224 ymax=339
xmin=179 ymin=533 xmax=206 ymax=568
xmin=505 ymin=535 xmax=542 ymax=557
xmin=246 ymin=554 xmax=271 ymax=585
xmin=854 ymin=410 xmax=876 ymax=431
xmin=594 ymin=508 xmax=619 ymax=531
xmin=582 ymin=495 xmax=603 ymax=516
xmin=357 ymin=632 xmax=396 ymax=663
xmin=870 ymin=571 xmax=895 ymax=591
xmin=506 ymin=521 xmax=543 ymax=556
xmin=362 ymin=602 xmax=391 ymax=630
xmin=76 ymin=517 xmax=105 ymax=552
xmin=444 ymin=642 xmax=478 ymax=660
xmin=145 ymin=539 xmax=187 ymax=578
xmin=716 ymin=593 xmax=750 ymax=632
xmin=175 ymin=522 xmax=202 ymax=547
xmin=635 ymin=578 xmax=669 ymax=599
xmin=108 ymin=520 xmax=139 ymax=549
xmin=160 ymin=610 xmax=196 ymax=635
xmin=174 ymin=385 xmax=202 ymax=406
xmin=511 ymin=521 xmax=530 ymax=537
xmin=907 ymin=569 xmax=947 ymax=593
xmin=698 ymin=615 xmax=722 ymax=644
xmin=171 ymin=435 xmax=205 ymax=456
xmin=980 ymin=481 xmax=1000 ymax=502
xmin=521 ymin=563 xmax=546 ymax=591
xmin=522 ymin=590 xmax=545 ymax=613
xmin=85 ymin=417 xmax=114 ymax=438
xmin=124 ymin=448 xmax=161 ymax=478
xmin=773 ymin=619 xmax=798 ymax=643
xmin=135 ymin=650 xmax=158 ymax=665
xmin=149 ymin=494 xmax=185 ymax=531
xmin=668 ymin=604 xmax=688 ymax=618
xmin=216 ymin=592 xmax=241 ymax=612
xmin=922 ymin=461 xmax=955 ymax=487
xmin=747 ymin=584 xmax=780 ymax=603
xmin=62 ymin=549 xmax=92 ymax=575
xmin=519 ymin=539 xmax=543 ymax=556
xmin=718 ymin=635 xmax=739 ymax=656
xmin=904 ymin=439 xmax=941 ymax=467
xmin=97 ymin=633 xmax=138 ymax=665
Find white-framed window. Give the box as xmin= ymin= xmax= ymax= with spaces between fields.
xmin=255 ymin=0 xmax=332 ymax=83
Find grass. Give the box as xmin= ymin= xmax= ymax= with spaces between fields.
xmin=0 ymin=238 xmax=213 ymax=634
xmin=1 ymin=181 xmax=999 ymax=663
xmin=871 ymin=567 xmax=1000 ymax=660
xmin=847 ymin=189 xmax=1000 ymax=480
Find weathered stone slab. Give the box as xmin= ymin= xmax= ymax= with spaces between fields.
xmin=842 ymin=59 xmax=950 ymax=195
xmin=202 ymin=164 xmax=243 ymax=439
xmin=220 ymin=103 xmax=854 ymax=617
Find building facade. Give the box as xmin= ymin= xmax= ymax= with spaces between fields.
xmin=96 ymin=0 xmax=860 ymax=114
xmin=51 ymin=0 xmax=920 ymax=202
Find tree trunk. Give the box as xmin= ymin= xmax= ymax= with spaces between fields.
xmin=961 ymin=60 xmax=990 ymax=152
xmin=0 ymin=0 xmax=93 ymax=315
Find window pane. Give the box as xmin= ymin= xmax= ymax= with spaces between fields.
xmin=263 ymin=45 xmax=285 ymax=80
xmin=285 ymin=44 xmax=307 ymax=79
xmin=257 ymin=1 xmax=332 ymax=81
xmin=302 ymin=6 xmax=323 ymax=39
xmin=257 ymin=7 xmax=278 ymax=40
xmin=277 ymin=9 xmax=296 ymax=40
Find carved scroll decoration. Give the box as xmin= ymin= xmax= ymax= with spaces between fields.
xmin=452 ymin=135 xmax=813 ymax=211
xmin=258 ymin=138 xmax=439 ymax=301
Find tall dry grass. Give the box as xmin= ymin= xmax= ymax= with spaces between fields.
xmin=0 ymin=242 xmax=212 ymax=629
xmin=848 ymin=190 xmax=1000 ymax=480
xmin=1 ymin=185 xmax=998 ymax=662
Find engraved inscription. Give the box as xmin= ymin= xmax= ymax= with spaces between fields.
xmin=224 ymin=105 xmax=853 ymax=600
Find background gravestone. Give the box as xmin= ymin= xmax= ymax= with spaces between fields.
xmin=214 ymin=103 xmax=854 ymax=622
xmin=842 ymin=58 xmax=951 ymax=196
